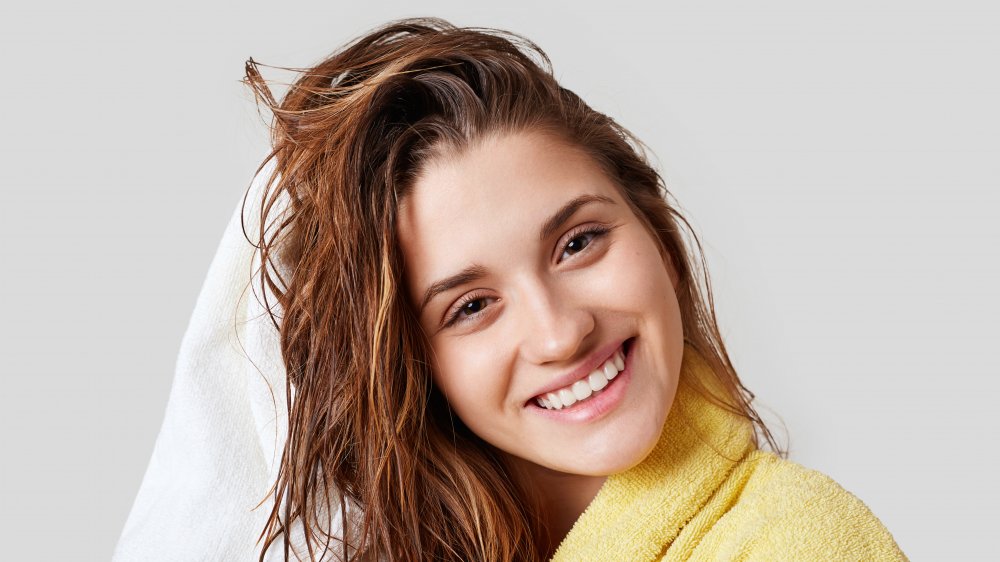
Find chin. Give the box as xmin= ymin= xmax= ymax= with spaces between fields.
xmin=544 ymin=412 xmax=669 ymax=477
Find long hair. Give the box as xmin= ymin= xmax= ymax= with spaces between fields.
xmin=242 ymin=17 xmax=786 ymax=562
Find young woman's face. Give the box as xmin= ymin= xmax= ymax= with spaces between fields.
xmin=398 ymin=130 xmax=684 ymax=477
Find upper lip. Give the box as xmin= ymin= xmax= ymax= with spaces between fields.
xmin=525 ymin=338 xmax=628 ymax=405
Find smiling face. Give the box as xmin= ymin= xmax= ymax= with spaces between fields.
xmin=397 ymin=130 xmax=684 ymax=477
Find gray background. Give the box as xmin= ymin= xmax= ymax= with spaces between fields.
xmin=2 ymin=0 xmax=997 ymax=559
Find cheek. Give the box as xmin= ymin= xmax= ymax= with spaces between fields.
xmin=430 ymin=343 xmax=509 ymax=422
xmin=600 ymin=228 xmax=676 ymax=309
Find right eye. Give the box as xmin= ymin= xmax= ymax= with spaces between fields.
xmin=444 ymin=292 xmax=497 ymax=327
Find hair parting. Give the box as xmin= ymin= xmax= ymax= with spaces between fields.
xmin=241 ymin=16 xmax=786 ymax=562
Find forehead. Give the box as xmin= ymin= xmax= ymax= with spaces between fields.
xmin=396 ymin=130 xmax=621 ymax=300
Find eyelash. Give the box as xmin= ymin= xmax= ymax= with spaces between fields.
xmin=442 ymin=224 xmax=613 ymax=328
xmin=557 ymin=224 xmax=611 ymax=262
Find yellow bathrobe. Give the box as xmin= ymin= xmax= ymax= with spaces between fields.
xmin=551 ymin=345 xmax=908 ymax=561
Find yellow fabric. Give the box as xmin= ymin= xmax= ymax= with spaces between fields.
xmin=550 ymin=344 xmax=908 ymax=561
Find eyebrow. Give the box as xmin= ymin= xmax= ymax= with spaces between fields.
xmin=418 ymin=264 xmax=489 ymax=315
xmin=538 ymin=193 xmax=616 ymax=242
xmin=418 ymin=193 xmax=616 ymax=315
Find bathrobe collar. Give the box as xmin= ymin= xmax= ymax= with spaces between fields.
xmin=550 ymin=343 xmax=756 ymax=561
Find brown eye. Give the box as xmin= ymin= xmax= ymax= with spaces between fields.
xmin=460 ymin=298 xmax=487 ymax=316
xmin=445 ymin=293 xmax=496 ymax=327
xmin=558 ymin=225 xmax=610 ymax=262
xmin=565 ymin=233 xmax=595 ymax=255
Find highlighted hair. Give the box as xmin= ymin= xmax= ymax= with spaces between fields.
xmin=243 ymin=17 xmax=784 ymax=562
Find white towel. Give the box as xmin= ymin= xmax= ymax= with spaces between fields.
xmin=114 ymin=161 xmax=296 ymax=561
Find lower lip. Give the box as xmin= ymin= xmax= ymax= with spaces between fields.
xmin=527 ymin=338 xmax=635 ymax=424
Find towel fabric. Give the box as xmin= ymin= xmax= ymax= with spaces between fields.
xmin=115 ymin=164 xmax=906 ymax=561
xmin=114 ymin=162 xmax=293 ymax=561
xmin=550 ymin=344 xmax=908 ymax=561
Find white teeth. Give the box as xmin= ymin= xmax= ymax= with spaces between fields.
xmin=558 ymin=388 xmax=577 ymax=408
xmin=535 ymin=342 xmax=630 ymax=410
xmin=588 ymin=371 xmax=608 ymax=392
xmin=603 ymin=361 xmax=618 ymax=381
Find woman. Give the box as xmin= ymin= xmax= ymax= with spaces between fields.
xmin=244 ymin=17 xmax=907 ymax=561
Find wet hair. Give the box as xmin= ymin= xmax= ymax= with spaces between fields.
xmin=243 ymin=16 xmax=786 ymax=562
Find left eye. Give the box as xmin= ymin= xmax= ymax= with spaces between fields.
xmin=563 ymin=233 xmax=594 ymax=256
xmin=558 ymin=227 xmax=608 ymax=262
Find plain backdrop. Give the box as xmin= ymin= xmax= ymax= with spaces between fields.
xmin=1 ymin=0 xmax=997 ymax=560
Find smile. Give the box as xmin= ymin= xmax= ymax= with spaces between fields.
xmin=525 ymin=337 xmax=636 ymax=425
xmin=535 ymin=345 xmax=625 ymax=410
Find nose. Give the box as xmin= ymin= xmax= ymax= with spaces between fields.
xmin=517 ymin=278 xmax=595 ymax=365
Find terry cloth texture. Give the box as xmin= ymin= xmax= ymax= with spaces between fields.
xmin=114 ymin=162 xmax=906 ymax=561
xmin=550 ymin=343 xmax=908 ymax=561
xmin=113 ymin=161 xmax=318 ymax=561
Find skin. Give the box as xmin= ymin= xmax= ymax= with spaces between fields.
xmin=397 ymin=129 xmax=685 ymax=549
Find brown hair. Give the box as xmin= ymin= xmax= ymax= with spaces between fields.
xmin=242 ymin=17 xmax=786 ymax=562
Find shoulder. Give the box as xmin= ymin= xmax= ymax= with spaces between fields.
xmin=707 ymin=451 xmax=909 ymax=560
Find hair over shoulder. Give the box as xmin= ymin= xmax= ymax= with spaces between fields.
xmin=241 ymin=16 xmax=785 ymax=562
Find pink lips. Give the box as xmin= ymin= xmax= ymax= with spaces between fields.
xmin=526 ymin=338 xmax=630 ymax=405
xmin=527 ymin=337 xmax=635 ymax=423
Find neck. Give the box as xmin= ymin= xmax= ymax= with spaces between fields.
xmin=507 ymin=456 xmax=607 ymax=557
